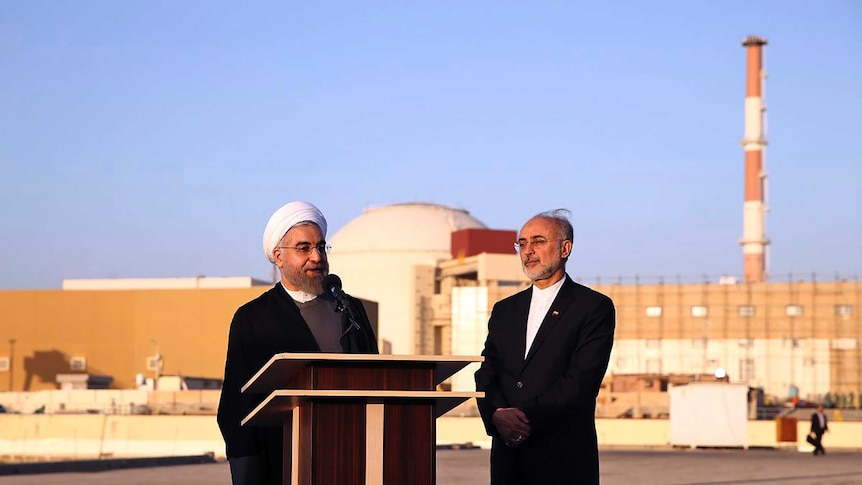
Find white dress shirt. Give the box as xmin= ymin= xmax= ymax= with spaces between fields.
xmin=281 ymin=281 xmax=319 ymax=303
xmin=525 ymin=276 xmax=566 ymax=357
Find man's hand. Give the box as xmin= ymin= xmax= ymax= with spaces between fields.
xmin=492 ymin=407 xmax=531 ymax=447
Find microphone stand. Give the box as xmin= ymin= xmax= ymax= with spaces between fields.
xmin=331 ymin=289 xmax=362 ymax=336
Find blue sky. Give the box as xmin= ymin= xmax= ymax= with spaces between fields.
xmin=1 ymin=1 xmax=860 ymax=289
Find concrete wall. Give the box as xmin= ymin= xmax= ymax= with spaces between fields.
xmin=0 ymin=389 xmax=221 ymax=414
xmin=437 ymin=417 xmax=862 ymax=452
xmin=0 ymin=415 xmax=223 ymax=461
xmin=2 ymin=416 xmax=860 ymax=462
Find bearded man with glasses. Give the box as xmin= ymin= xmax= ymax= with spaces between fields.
xmin=475 ymin=209 xmax=616 ymax=485
xmin=217 ymin=200 xmax=378 ymax=485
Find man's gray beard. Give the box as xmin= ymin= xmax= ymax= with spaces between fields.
xmin=523 ymin=265 xmax=552 ymax=281
xmin=522 ymin=257 xmax=563 ymax=282
xmin=284 ymin=268 xmax=327 ymax=294
xmin=296 ymin=275 xmax=324 ymax=294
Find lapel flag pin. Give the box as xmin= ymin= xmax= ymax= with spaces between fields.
xmin=552 ymin=311 xmax=559 ymax=317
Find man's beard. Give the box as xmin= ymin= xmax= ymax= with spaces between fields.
xmin=522 ymin=254 xmax=562 ymax=282
xmin=283 ymin=263 xmax=328 ymax=294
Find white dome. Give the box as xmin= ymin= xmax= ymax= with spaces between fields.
xmin=330 ymin=202 xmax=486 ymax=254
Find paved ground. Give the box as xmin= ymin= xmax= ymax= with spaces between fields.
xmin=3 ymin=448 xmax=862 ymax=484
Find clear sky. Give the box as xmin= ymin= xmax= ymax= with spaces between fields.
xmin=1 ymin=1 xmax=860 ymax=289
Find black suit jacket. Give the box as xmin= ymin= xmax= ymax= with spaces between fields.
xmin=216 ymin=284 xmax=378 ymax=485
xmin=475 ymin=275 xmax=615 ymax=485
xmin=811 ymin=411 xmax=828 ymax=435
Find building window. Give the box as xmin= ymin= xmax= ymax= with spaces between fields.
xmin=786 ymin=305 xmax=803 ymax=317
xmin=739 ymin=358 xmax=755 ymax=381
xmin=691 ymin=338 xmax=707 ymax=348
xmin=69 ymin=357 xmax=87 ymax=372
xmin=784 ymin=338 xmax=800 ymax=348
xmin=645 ymin=306 xmax=662 ymax=318
xmin=738 ymin=339 xmax=754 ymax=348
xmin=738 ymin=305 xmax=755 ymax=317
xmin=646 ymin=339 xmax=661 ymax=349
xmin=835 ymin=305 xmax=853 ymax=318
xmin=646 ymin=358 xmax=661 ymax=374
xmin=691 ymin=305 xmax=709 ymax=317
xmin=831 ymin=338 xmax=856 ymax=350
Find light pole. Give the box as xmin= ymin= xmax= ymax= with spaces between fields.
xmin=8 ymin=339 xmax=15 ymax=392
xmin=149 ymin=337 xmax=163 ymax=390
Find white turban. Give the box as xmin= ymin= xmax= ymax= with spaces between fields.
xmin=262 ymin=201 xmax=328 ymax=263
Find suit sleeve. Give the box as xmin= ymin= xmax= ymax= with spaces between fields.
xmin=522 ymin=296 xmax=616 ymax=433
xmin=474 ymin=302 xmax=512 ymax=437
xmin=216 ymin=309 xmax=258 ymax=458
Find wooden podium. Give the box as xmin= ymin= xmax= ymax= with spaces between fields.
xmin=241 ymin=353 xmax=483 ymax=485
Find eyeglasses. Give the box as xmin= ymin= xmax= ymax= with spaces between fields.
xmin=514 ymin=238 xmax=565 ymax=253
xmin=278 ymin=243 xmax=332 ymax=255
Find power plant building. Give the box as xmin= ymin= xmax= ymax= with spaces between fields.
xmin=0 ymin=201 xmax=859 ymax=407
xmin=0 ymin=37 xmax=859 ymax=409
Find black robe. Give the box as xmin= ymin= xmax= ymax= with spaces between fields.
xmin=217 ymin=284 xmax=378 ymax=485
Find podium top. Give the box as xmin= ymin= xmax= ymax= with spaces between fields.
xmin=242 ymin=353 xmax=483 ymax=394
xmin=242 ymin=390 xmax=484 ymax=426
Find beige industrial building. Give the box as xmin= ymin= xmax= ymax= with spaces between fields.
xmin=0 ymin=202 xmax=859 ymax=408
xmin=430 ymin=261 xmax=862 ymax=401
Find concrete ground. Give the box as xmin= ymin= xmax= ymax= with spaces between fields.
xmin=3 ymin=448 xmax=862 ymax=484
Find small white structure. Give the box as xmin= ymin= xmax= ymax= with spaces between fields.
xmin=669 ymin=383 xmax=749 ymax=448
xmin=55 ymin=374 xmax=113 ymax=390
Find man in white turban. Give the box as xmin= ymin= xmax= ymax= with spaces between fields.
xmin=217 ymin=201 xmax=378 ymax=485
xmin=261 ymin=200 xmax=329 ymax=295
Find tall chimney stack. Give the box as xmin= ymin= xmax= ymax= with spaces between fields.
xmin=739 ymin=35 xmax=769 ymax=283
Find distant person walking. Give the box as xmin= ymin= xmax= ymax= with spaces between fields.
xmin=810 ymin=404 xmax=829 ymax=455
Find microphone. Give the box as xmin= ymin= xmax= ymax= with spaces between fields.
xmin=322 ymin=274 xmax=361 ymax=332
xmin=322 ymin=273 xmax=345 ymax=301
